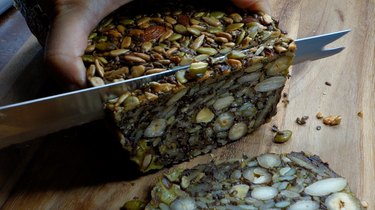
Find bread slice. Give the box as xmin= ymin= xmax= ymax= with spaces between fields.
xmin=141 ymin=152 xmax=364 ymax=210
xmin=86 ymin=0 xmax=295 ymax=172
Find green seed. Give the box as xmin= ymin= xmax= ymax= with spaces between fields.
xmin=82 ymin=55 xmax=95 ymax=63
xmin=236 ymin=30 xmax=246 ymax=44
xmin=210 ymin=11 xmax=225 ymax=19
xmin=97 ymin=36 xmax=108 ymax=42
xmin=88 ymin=33 xmax=97 ymax=40
xmin=228 ymin=51 xmax=247 ymax=59
xmin=120 ymin=19 xmax=135 ymax=25
xmin=123 ymin=96 xmax=140 ymax=111
xmin=142 ymin=41 xmax=153 ymax=52
xmin=123 ymin=199 xmax=146 ymax=210
xmin=273 ymin=130 xmax=292 ymax=143
xmin=97 ymin=56 xmax=108 ymax=64
xmin=226 ymin=23 xmax=244 ymax=32
xmin=190 ymin=35 xmax=205 ymax=50
xmin=262 ymin=31 xmax=272 ymax=41
xmin=202 ymin=16 xmax=222 ymax=26
xmin=245 ymin=63 xmax=263 ymax=72
xmin=109 ymin=49 xmax=129 ymax=56
xmin=179 ymin=57 xmax=193 ymax=65
xmin=194 ymin=12 xmax=206 ymax=18
xmin=190 ymin=18 xmax=201 ymax=25
xmin=187 ymin=27 xmax=201 ymax=36
xmin=95 ymin=42 xmax=116 ymax=51
xmin=174 ymin=24 xmax=188 ymax=34
xmin=207 ymin=26 xmax=223 ymax=33
xmin=247 ymin=23 xmax=260 ymax=39
xmin=197 ymin=47 xmax=218 ymax=56
xmin=191 ymin=24 xmax=206 ymax=31
xmin=189 ymin=62 xmax=208 ymax=75
xmin=230 ymin=13 xmax=243 ymax=23
xmin=219 ymin=47 xmax=232 ymax=54
xmin=100 ymin=18 xmax=113 ymax=27
xmin=194 ymin=54 xmax=210 ymax=62
xmin=168 ymin=33 xmax=182 ymax=41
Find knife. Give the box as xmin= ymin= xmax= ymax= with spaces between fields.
xmin=0 ymin=29 xmax=351 ymax=148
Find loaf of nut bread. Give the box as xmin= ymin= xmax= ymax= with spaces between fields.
xmin=15 ymin=0 xmax=295 ymax=172
xmin=84 ymin=0 xmax=295 ymax=172
xmin=141 ymin=152 xmax=364 ymax=210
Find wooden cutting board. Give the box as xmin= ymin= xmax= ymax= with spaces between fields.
xmin=0 ymin=0 xmax=374 ymax=209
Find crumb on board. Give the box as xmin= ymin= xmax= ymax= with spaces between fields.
xmin=296 ymin=116 xmax=309 ymax=125
xmin=323 ymin=115 xmax=342 ymax=126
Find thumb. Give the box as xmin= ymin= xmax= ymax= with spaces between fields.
xmin=45 ymin=1 xmax=132 ymax=90
xmin=231 ymin=0 xmax=271 ymax=14
xmin=45 ymin=6 xmax=93 ymax=89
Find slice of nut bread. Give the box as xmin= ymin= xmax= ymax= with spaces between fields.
xmin=139 ymin=152 xmax=364 ymax=210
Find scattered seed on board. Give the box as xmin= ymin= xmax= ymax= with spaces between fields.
xmin=296 ymin=116 xmax=309 ymax=125
xmin=273 ymin=130 xmax=292 ymax=143
xmin=323 ymin=115 xmax=342 ymax=126
xmin=316 ymin=112 xmax=324 ymax=119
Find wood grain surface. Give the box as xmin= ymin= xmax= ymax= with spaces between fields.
xmin=0 ymin=0 xmax=374 ymax=209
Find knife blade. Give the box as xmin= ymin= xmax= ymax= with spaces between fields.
xmin=0 ymin=29 xmax=351 ymax=148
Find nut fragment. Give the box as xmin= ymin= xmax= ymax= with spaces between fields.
xmin=143 ymin=25 xmax=166 ymax=41
xmin=243 ymin=167 xmax=271 ymax=184
xmin=325 ymin=192 xmax=361 ymax=210
xmin=202 ymin=16 xmax=221 ymax=26
xmin=189 ymin=62 xmax=208 ymax=75
xmin=257 ymin=153 xmax=281 ymax=169
xmin=213 ymin=96 xmax=234 ymax=111
xmin=304 ymin=178 xmax=347 ymax=196
xmin=316 ymin=112 xmax=324 ymax=119
xmin=196 ymin=107 xmax=215 ymax=123
xmin=251 ymin=186 xmax=278 ymax=200
xmin=361 ymin=200 xmax=369 ymax=208
xmin=196 ymin=47 xmax=218 ymax=56
xmin=213 ymin=112 xmax=234 ymax=132
xmin=288 ymin=200 xmax=319 ymax=210
xmin=144 ymin=119 xmax=167 ymax=138
xmin=121 ymin=36 xmax=132 ymax=48
xmin=228 ymin=122 xmax=248 ymax=140
xmin=88 ymin=77 xmax=105 ymax=86
xmin=131 ymin=65 xmax=146 ymax=77
xmin=124 ymin=55 xmax=146 ymax=63
xmin=123 ymin=96 xmax=140 ymax=111
xmin=323 ymin=115 xmax=342 ymax=126
xmin=190 ymin=34 xmax=205 ymax=50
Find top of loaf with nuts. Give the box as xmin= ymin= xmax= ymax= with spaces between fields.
xmin=81 ymin=0 xmax=295 ymax=87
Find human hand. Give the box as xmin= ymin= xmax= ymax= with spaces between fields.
xmin=45 ymin=0 xmax=270 ymax=90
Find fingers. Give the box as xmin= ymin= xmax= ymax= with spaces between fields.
xmin=231 ymin=0 xmax=271 ymax=14
xmin=45 ymin=0 xmax=132 ymax=90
